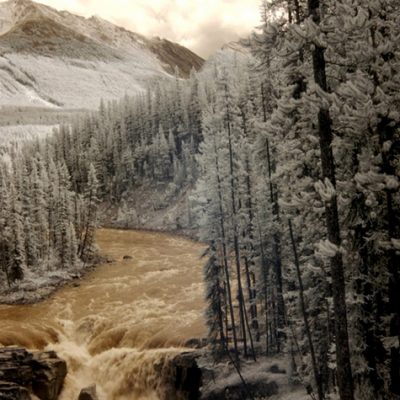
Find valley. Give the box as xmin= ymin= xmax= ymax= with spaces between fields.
xmin=0 ymin=0 xmax=399 ymax=399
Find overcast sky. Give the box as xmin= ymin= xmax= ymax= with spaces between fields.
xmin=23 ymin=0 xmax=261 ymax=57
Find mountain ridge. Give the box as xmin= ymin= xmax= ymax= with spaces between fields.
xmin=0 ymin=0 xmax=204 ymax=109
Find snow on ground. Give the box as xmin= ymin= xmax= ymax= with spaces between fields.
xmin=0 ymin=0 xmax=186 ymax=110
xmin=0 ymin=53 xmax=170 ymax=110
xmin=0 ymin=263 xmax=99 ymax=305
xmin=199 ymin=355 xmax=309 ymax=400
xmin=0 ymin=0 xmax=204 ymax=111
xmin=0 ymin=124 xmax=56 ymax=145
xmin=0 ymin=269 xmax=77 ymax=305
xmin=270 ymin=390 xmax=310 ymax=400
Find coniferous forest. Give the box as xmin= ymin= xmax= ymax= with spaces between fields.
xmin=0 ymin=1 xmax=399 ymax=399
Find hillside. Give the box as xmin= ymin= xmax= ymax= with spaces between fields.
xmin=0 ymin=0 xmax=204 ymax=110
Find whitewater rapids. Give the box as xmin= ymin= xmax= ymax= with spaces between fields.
xmin=0 ymin=229 xmax=207 ymax=399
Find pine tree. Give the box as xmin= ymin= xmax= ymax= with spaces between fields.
xmin=204 ymin=243 xmax=226 ymax=357
xmin=80 ymin=163 xmax=99 ymax=263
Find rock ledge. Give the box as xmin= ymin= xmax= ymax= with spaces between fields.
xmin=0 ymin=347 xmax=67 ymax=400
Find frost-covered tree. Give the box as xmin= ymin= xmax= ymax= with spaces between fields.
xmin=79 ymin=163 xmax=99 ymax=263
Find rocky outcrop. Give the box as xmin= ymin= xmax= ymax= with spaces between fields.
xmin=199 ymin=356 xmax=282 ymax=400
xmin=0 ymin=381 xmax=31 ymax=400
xmin=161 ymin=352 xmax=202 ymax=400
xmin=149 ymin=37 xmax=204 ymax=78
xmin=184 ymin=338 xmax=208 ymax=349
xmin=0 ymin=347 xmax=67 ymax=400
xmin=78 ymin=385 xmax=98 ymax=400
xmin=31 ymin=351 xmax=67 ymax=400
xmin=201 ymin=380 xmax=279 ymax=400
xmin=160 ymin=351 xmax=280 ymax=400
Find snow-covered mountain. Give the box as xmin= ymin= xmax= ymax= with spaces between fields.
xmin=0 ymin=0 xmax=204 ymax=109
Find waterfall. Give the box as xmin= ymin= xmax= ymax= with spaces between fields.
xmin=0 ymin=229 xmax=206 ymax=399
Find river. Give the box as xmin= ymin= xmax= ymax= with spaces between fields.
xmin=0 ymin=229 xmax=207 ymax=399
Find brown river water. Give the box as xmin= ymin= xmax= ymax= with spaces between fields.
xmin=0 ymin=229 xmax=207 ymax=399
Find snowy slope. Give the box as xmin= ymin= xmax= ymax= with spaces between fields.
xmin=0 ymin=0 xmax=204 ymax=110
xmin=0 ymin=123 xmax=55 ymax=145
xmin=0 ymin=53 xmax=166 ymax=109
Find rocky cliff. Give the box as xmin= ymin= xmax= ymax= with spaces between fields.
xmin=0 ymin=347 xmax=67 ymax=400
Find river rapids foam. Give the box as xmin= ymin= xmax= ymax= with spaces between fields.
xmin=0 ymin=229 xmax=206 ymax=399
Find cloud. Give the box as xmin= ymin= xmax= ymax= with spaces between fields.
xmin=17 ymin=0 xmax=262 ymax=57
xmin=180 ymin=18 xmax=242 ymax=59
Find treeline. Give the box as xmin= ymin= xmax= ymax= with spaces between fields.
xmin=54 ymin=71 xmax=202 ymax=204
xmin=0 ymin=69 xmax=204 ymax=288
xmin=196 ymin=1 xmax=400 ymax=400
xmin=0 ymin=143 xmax=99 ymax=287
xmin=0 ymin=1 xmax=398 ymax=398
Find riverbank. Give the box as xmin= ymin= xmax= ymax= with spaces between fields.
xmin=0 ymin=345 xmax=308 ymax=400
xmin=0 ymin=229 xmax=207 ymax=399
xmin=0 ymin=228 xmax=308 ymax=399
xmin=0 ymin=225 xmax=203 ymax=306
xmin=0 ymin=254 xmax=111 ymax=305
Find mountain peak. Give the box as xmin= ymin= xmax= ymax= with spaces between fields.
xmin=6 ymin=0 xmax=34 ymax=6
xmin=0 ymin=0 xmax=43 ymax=35
xmin=0 ymin=0 xmax=204 ymax=109
xmin=0 ymin=0 xmax=203 ymax=65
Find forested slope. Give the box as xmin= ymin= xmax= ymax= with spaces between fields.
xmin=0 ymin=0 xmax=399 ymax=399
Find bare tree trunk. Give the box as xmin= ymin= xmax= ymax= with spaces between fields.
xmin=289 ymin=220 xmax=324 ymax=400
xmin=213 ymin=134 xmax=240 ymax=363
xmin=307 ymin=1 xmax=354 ymax=399
xmin=260 ymin=83 xmax=286 ymax=352
xmin=368 ymin=16 xmax=400 ymax=394
xmin=222 ymin=280 xmax=229 ymax=346
xmin=210 ymin=244 xmax=227 ymax=352
xmin=243 ymin=255 xmax=260 ymax=340
xmin=233 ymin=234 xmax=248 ymax=358
xmin=377 ymin=118 xmax=400 ymax=396
xmin=266 ymin=138 xmax=286 ymax=351
xmin=243 ymin=155 xmax=260 ymax=341
xmin=257 ymin=220 xmax=270 ymax=355
xmin=224 ymin=83 xmax=248 ymax=358
xmin=243 ymin=290 xmax=257 ymax=361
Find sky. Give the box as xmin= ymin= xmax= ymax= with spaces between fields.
xmin=19 ymin=0 xmax=262 ymax=57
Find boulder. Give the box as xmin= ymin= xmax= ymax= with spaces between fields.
xmin=0 ymin=348 xmax=33 ymax=389
xmin=31 ymin=351 xmax=67 ymax=400
xmin=123 ymin=255 xmax=133 ymax=260
xmin=78 ymin=385 xmax=98 ymax=400
xmin=202 ymin=380 xmax=279 ymax=400
xmin=161 ymin=352 xmax=202 ymax=400
xmin=0 ymin=381 xmax=31 ymax=400
xmin=184 ymin=338 xmax=208 ymax=349
xmin=269 ymin=364 xmax=286 ymax=374
xmin=174 ymin=352 xmax=202 ymax=400
xmin=0 ymin=347 xmax=67 ymax=400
